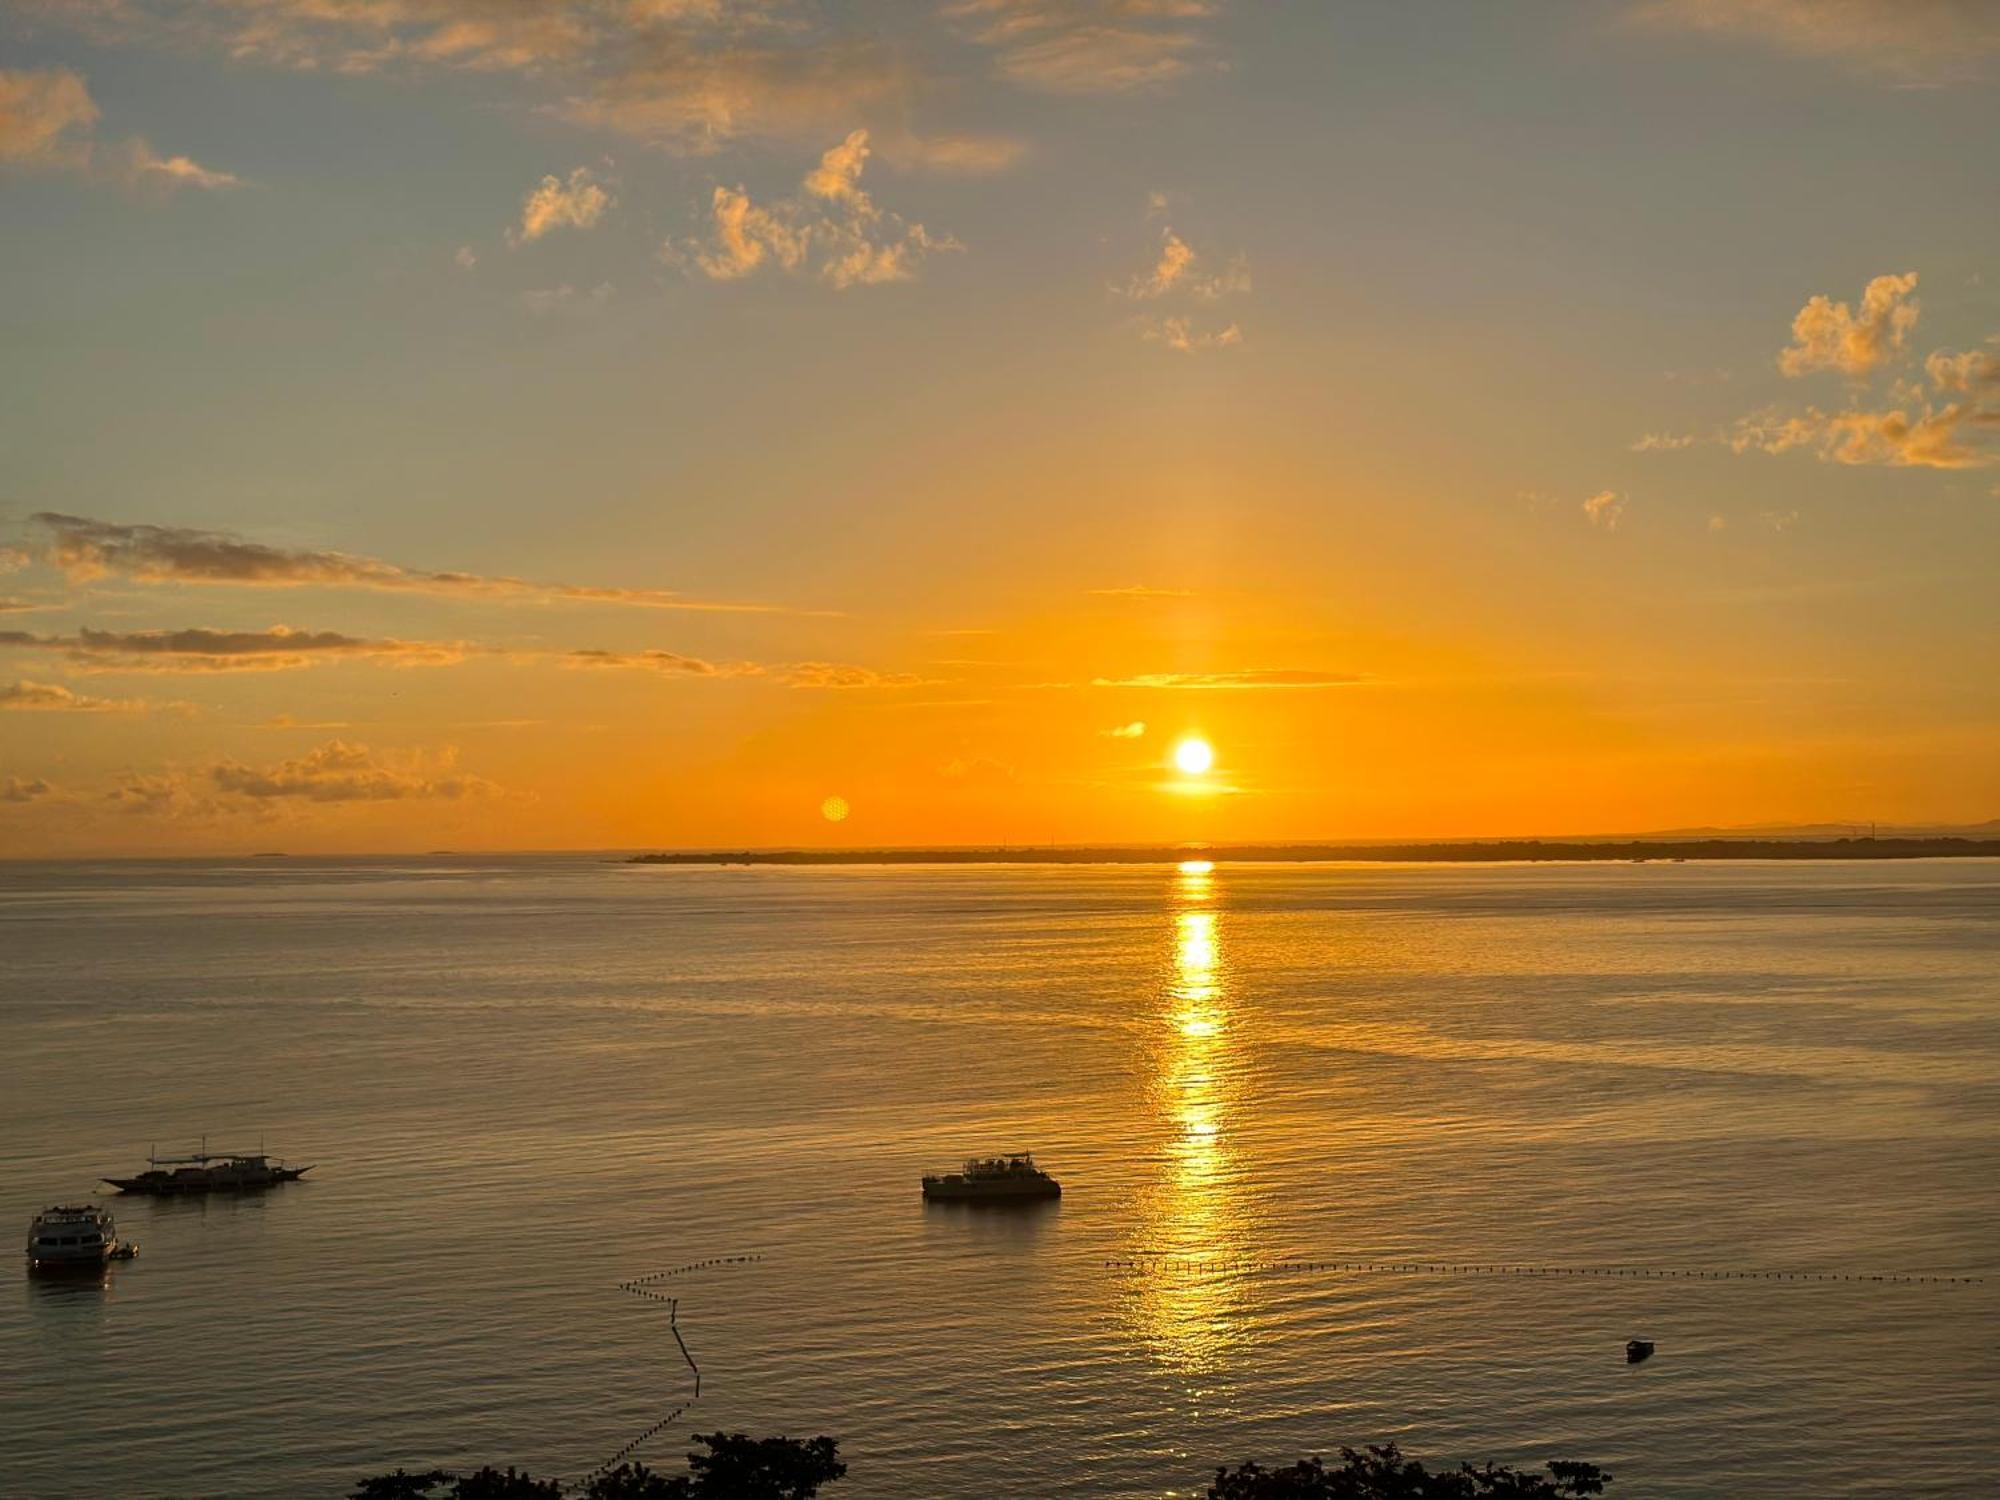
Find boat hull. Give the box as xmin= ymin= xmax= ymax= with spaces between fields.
xmin=103 ymin=1166 xmax=310 ymax=1195
xmin=921 ymin=1180 xmax=1061 ymax=1203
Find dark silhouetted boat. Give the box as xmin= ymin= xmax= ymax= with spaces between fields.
xmin=1626 ymin=1339 xmax=1656 ymax=1363
xmin=921 ymin=1153 xmax=1061 ymax=1203
xmin=103 ymin=1141 xmax=311 ymax=1196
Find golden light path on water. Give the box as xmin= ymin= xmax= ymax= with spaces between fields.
xmin=1125 ymin=858 xmax=1256 ymax=1377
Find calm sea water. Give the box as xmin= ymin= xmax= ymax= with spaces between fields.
xmin=2 ymin=857 xmax=1996 ymax=1498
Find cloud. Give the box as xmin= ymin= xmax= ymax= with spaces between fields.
xmin=564 ymin=647 xmax=740 ymax=676
xmin=209 ymin=740 xmax=497 ymax=803
xmin=1102 ymin=720 xmax=1147 ymax=737
xmin=939 ymin=754 xmax=1016 ymax=786
xmin=0 ymin=67 xmax=237 ymax=190
xmin=1119 ymin=212 xmax=1247 ymax=350
xmin=1143 ymin=315 xmax=1241 ymax=353
xmin=780 ymin=661 xmax=928 ymax=689
xmin=1631 ymin=432 xmax=1698 ymax=451
xmin=670 ymin=129 xmax=960 ymax=288
xmin=1778 ymin=272 xmax=1920 ymax=377
xmin=887 ymin=132 xmax=1028 ymax=174
xmin=1090 ymin=584 xmax=1193 ymax=599
xmin=26 ymin=1 xmax=1184 ymax=163
xmin=562 ymin=31 xmax=916 ymax=155
xmin=1583 ymin=490 xmax=1627 ymax=528
xmin=1 ymin=775 xmax=54 ymax=803
xmin=1731 ymin=403 xmax=1997 ymax=470
xmin=1926 ymin=339 xmax=2000 ymax=393
xmin=1705 ymin=281 xmax=2000 ymax=473
xmin=1 ymin=678 xmax=155 ymax=712
xmin=944 ymin=0 xmax=1224 ymax=93
xmin=25 ymin=512 xmax=799 ymax=614
xmin=455 ymin=244 xmax=478 ymax=269
xmin=562 ymin=650 xmax=922 ymax=687
xmin=102 ymin=771 xmax=209 ymax=819
xmin=509 ymin=165 xmax=612 ymax=244
xmin=1091 ymin=669 xmax=1359 ymax=689
xmin=0 ymin=624 xmax=464 ymax=673
xmin=96 ymin=739 xmax=499 ymax=819
xmin=0 ymin=66 xmax=98 ymax=168
xmin=520 ymin=281 xmax=615 ymax=315
xmin=1626 ymin=1 xmax=2000 ymax=84
xmin=1121 ymin=226 xmax=1248 ymax=301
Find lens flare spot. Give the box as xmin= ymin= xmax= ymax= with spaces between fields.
xmin=820 ymin=795 xmax=850 ymax=823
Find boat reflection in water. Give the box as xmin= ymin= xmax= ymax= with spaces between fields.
xmin=1124 ymin=859 xmax=1257 ymax=1376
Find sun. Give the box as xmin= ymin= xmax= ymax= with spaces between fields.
xmin=1173 ymin=737 xmax=1215 ymax=776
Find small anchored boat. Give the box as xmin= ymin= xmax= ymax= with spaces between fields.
xmin=103 ymin=1140 xmax=311 ymax=1196
xmin=921 ymin=1153 xmax=1062 ymax=1203
xmin=25 ymin=1205 xmax=136 ymax=1271
xmin=1626 ymin=1339 xmax=1656 ymax=1363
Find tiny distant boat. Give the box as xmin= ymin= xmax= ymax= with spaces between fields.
xmin=104 ymin=1140 xmax=311 ymax=1196
xmin=922 ymin=1153 xmax=1061 ymax=1203
xmin=25 ymin=1205 xmax=135 ymax=1270
xmin=1626 ymin=1339 xmax=1656 ymax=1363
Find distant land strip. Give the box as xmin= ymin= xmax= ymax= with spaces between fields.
xmin=629 ymin=837 xmax=2000 ymax=867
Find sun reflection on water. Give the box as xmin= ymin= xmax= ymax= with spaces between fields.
xmin=1125 ymin=860 xmax=1255 ymax=1377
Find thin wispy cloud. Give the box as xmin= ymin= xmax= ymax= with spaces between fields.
xmin=1626 ymin=0 xmax=2000 ymax=85
xmin=24 ymin=513 xmax=811 ymax=615
xmin=25 ymin=2 xmax=1040 ymax=161
xmin=563 ymin=649 xmax=926 ymax=689
xmin=1731 ymin=403 xmax=1996 ymax=470
xmin=944 ymin=0 xmax=1225 ymax=94
xmin=0 ymin=625 xmax=464 ymax=673
xmin=520 ymin=282 xmax=615 ymax=316
xmin=0 ymin=66 xmax=238 ymax=191
xmin=1143 ymin=315 xmax=1241 ymax=353
xmin=0 ymin=678 xmax=156 ymax=712
xmin=1091 ymin=669 xmax=1359 ymax=690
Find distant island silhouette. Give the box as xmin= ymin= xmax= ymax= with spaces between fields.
xmin=630 ymin=837 xmax=2000 ymax=867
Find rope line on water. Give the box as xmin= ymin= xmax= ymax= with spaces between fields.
xmin=1105 ymin=1255 xmax=1982 ymax=1286
xmin=592 ymin=1253 xmax=764 ymax=1476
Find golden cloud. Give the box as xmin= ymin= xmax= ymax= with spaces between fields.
xmin=670 ymin=129 xmax=961 ymax=288
xmin=0 ymin=66 xmax=238 ymax=189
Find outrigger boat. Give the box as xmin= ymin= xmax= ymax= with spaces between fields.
xmin=921 ymin=1152 xmax=1062 ymax=1203
xmin=103 ymin=1139 xmax=312 ymax=1196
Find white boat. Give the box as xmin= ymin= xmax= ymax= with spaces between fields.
xmin=24 ymin=1204 xmax=135 ymax=1270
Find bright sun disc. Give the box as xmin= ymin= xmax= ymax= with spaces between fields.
xmin=1173 ymin=737 xmax=1215 ymax=775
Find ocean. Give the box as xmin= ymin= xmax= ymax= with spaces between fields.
xmin=2 ymin=856 xmax=1995 ymax=1497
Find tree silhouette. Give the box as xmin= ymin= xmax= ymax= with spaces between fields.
xmin=1206 ymin=1445 xmax=1609 ymax=1499
xmin=349 ymin=1434 xmax=845 ymax=1500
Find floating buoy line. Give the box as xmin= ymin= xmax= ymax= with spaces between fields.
xmin=1105 ymin=1254 xmax=1982 ymax=1286
xmin=593 ymin=1254 xmax=764 ymax=1476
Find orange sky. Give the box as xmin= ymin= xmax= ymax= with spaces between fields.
xmin=2 ymin=2 xmax=1997 ymax=855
